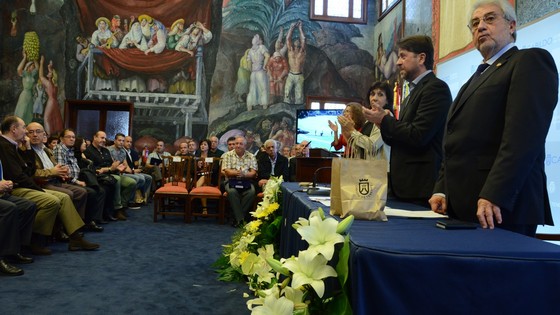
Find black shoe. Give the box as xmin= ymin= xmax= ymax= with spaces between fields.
xmin=97 ymin=219 xmax=109 ymax=224
xmin=85 ymin=221 xmax=104 ymax=232
xmin=104 ymin=215 xmax=118 ymax=222
xmin=5 ymin=253 xmax=34 ymax=264
xmin=127 ymin=203 xmax=141 ymax=210
xmin=0 ymin=259 xmax=24 ymax=276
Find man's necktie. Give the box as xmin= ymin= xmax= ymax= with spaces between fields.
xmin=400 ymin=82 xmax=415 ymax=112
xmin=469 ymin=63 xmax=490 ymax=87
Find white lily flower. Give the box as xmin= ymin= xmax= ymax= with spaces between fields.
xmin=252 ymin=295 xmax=294 ymax=315
xmin=296 ymin=214 xmax=344 ymax=260
xmin=283 ymin=250 xmax=337 ymax=298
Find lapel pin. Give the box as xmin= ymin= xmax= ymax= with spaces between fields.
xmin=496 ymin=63 xmax=502 ymax=67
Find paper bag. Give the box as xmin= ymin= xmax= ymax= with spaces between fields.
xmin=329 ymin=157 xmax=388 ymax=221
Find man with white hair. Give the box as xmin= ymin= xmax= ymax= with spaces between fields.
xmin=257 ymin=139 xmax=289 ymax=189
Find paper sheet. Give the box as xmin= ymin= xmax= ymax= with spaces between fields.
xmin=384 ymin=207 xmax=448 ymax=219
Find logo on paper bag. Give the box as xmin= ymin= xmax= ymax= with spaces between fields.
xmin=357 ymin=178 xmax=372 ymax=198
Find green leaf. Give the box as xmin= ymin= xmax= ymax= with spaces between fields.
xmin=336 ymin=235 xmax=351 ymax=287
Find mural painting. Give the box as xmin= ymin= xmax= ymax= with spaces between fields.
xmin=209 ymin=0 xmax=376 ymax=153
xmin=1 ymin=0 xmax=379 ymax=156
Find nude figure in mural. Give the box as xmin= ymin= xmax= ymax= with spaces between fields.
xmin=246 ymin=34 xmax=270 ymax=111
xmin=39 ymin=56 xmax=63 ymax=136
xmin=14 ymin=51 xmax=38 ymax=124
xmin=284 ymin=21 xmax=306 ymax=105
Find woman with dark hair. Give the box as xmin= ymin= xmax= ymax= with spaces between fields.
xmin=366 ymin=81 xmax=394 ymax=113
xmin=75 ymin=136 xmax=117 ymax=222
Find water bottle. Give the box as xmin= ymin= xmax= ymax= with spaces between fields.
xmin=142 ymin=145 xmax=149 ymax=166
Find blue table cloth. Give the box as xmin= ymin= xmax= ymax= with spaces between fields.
xmin=280 ymin=182 xmax=560 ymax=315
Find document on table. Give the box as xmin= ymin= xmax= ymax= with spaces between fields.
xmin=308 ymin=196 xmax=330 ymax=207
xmin=384 ymin=206 xmax=448 ymax=219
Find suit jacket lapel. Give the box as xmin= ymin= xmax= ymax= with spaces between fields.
xmin=450 ymin=47 xmax=517 ymax=118
xmin=400 ymin=73 xmax=432 ymax=120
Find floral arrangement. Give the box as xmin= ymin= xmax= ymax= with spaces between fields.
xmin=215 ymin=176 xmax=355 ymax=315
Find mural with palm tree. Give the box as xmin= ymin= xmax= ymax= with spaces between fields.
xmin=223 ymin=0 xmax=321 ymax=47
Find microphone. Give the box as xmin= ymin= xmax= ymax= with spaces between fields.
xmin=307 ymin=166 xmax=331 ymax=196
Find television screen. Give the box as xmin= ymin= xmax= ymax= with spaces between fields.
xmin=296 ymin=109 xmax=344 ymax=151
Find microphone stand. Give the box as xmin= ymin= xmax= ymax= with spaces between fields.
xmin=307 ymin=166 xmax=332 ymax=196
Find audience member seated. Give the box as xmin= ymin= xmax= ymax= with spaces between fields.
xmin=84 ymin=131 xmax=137 ymax=220
xmin=257 ymin=139 xmax=289 ymax=190
xmin=123 ymin=135 xmax=154 ymax=203
xmin=0 ymin=116 xmax=99 ymax=254
xmin=221 ymin=136 xmax=258 ymax=227
xmin=73 ymin=136 xmax=117 ymax=222
xmin=53 ymin=128 xmax=106 ymax=230
xmin=109 ymin=133 xmax=151 ymax=206
xmin=0 ymin=171 xmax=36 ymax=276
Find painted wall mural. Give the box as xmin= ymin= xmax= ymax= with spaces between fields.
xmin=209 ymin=0 xmax=377 ymax=153
xmin=0 ymin=0 xmax=384 ymax=154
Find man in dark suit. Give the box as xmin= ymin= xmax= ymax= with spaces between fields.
xmin=429 ymin=0 xmax=558 ymax=236
xmin=364 ymin=35 xmax=452 ymax=206
xmin=257 ymin=139 xmax=289 ymax=190
xmin=0 ymin=163 xmax=37 ymax=276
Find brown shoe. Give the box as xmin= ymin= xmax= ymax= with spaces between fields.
xmin=116 ymin=210 xmax=127 ymax=221
xmin=30 ymin=244 xmax=52 ymax=256
xmin=68 ymin=234 xmax=100 ymax=251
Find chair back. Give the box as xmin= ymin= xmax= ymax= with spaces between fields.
xmin=162 ymin=156 xmax=191 ymax=187
xmin=192 ymin=156 xmax=221 ymax=187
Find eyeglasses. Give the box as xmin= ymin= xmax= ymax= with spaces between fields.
xmin=27 ymin=129 xmax=44 ymax=135
xmin=468 ymin=13 xmax=507 ymax=32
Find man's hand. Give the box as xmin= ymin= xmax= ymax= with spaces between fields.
xmin=429 ymin=194 xmax=447 ymax=215
xmin=258 ymin=179 xmax=268 ymax=187
xmin=0 ymin=180 xmax=14 ymax=193
xmin=476 ymin=198 xmax=502 ymax=229
xmin=75 ymin=180 xmax=86 ymax=187
xmin=363 ymin=106 xmax=388 ymax=125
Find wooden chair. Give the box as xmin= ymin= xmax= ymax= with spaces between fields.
xmin=153 ymin=156 xmax=191 ymax=222
xmin=186 ymin=157 xmax=225 ymax=224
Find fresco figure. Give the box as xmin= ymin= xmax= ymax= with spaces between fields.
xmin=267 ymin=52 xmax=288 ymax=103
xmin=32 ymin=82 xmax=45 ymax=119
xmin=75 ymin=36 xmax=90 ymax=62
xmin=39 ymin=56 xmax=63 ymax=136
xmin=275 ymin=26 xmax=288 ymax=57
xmin=284 ymin=21 xmax=306 ymax=105
xmin=14 ymin=51 xmax=38 ymax=124
xmin=91 ymin=17 xmax=115 ymax=48
xmin=138 ymin=14 xmax=154 ymax=43
xmin=167 ymin=18 xmax=185 ymax=50
xmin=270 ymin=117 xmax=295 ymax=150
xmin=234 ymin=49 xmax=251 ymax=102
xmin=175 ymin=22 xmax=213 ymax=56
xmin=246 ymin=34 xmax=270 ymax=111
xmin=145 ymin=20 xmax=167 ymax=55
xmin=108 ymin=15 xmax=124 ymax=48
xmin=375 ymin=33 xmax=398 ymax=81
xmin=119 ymin=22 xmax=148 ymax=51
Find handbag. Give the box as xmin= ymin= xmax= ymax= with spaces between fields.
xmin=97 ymin=173 xmax=117 ymax=186
xmin=330 ymin=137 xmax=388 ymax=221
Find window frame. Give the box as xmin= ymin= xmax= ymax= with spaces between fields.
xmin=309 ymin=0 xmax=368 ymax=24
xmin=379 ymin=0 xmax=401 ymax=21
